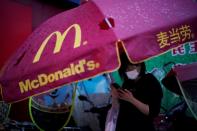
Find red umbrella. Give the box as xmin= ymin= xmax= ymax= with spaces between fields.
xmin=1 ymin=0 xmax=197 ymax=103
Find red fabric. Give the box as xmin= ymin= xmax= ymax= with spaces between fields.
xmin=0 ymin=0 xmax=32 ymax=121
xmin=0 ymin=0 xmax=32 ymax=69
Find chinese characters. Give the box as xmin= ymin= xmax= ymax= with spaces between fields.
xmin=157 ymin=25 xmax=193 ymax=49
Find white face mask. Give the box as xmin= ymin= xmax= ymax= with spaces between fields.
xmin=126 ymin=69 xmax=139 ymax=80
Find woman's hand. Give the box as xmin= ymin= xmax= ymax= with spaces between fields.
xmin=118 ymin=89 xmax=149 ymax=115
xmin=118 ymin=89 xmax=135 ymax=103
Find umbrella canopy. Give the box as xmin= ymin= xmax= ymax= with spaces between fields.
xmin=174 ymin=62 xmax=197 ymax=82
xmin=94 ymin=0 xmax=197 ymax=61
xmin=1 ymin=0 xmax=197 ymax=103
xmin=174 ymin=62 xmax=197 ymax=120
xmin=162 ymin=62 xmax=197 ymax=120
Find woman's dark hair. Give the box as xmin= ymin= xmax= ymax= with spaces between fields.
xmin=118 ymin=53 xmax=146 ymax=80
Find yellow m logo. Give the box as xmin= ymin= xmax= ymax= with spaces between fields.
xmin=33 ymin=24 xmax=81 ymax=63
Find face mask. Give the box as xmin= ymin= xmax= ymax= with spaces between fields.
xmin=126 ymin=69 xmax=139 ymax=80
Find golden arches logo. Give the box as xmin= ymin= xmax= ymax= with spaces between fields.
xmin=33 ymin=24 xmax=82 ymax=63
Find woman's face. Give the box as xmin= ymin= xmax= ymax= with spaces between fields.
xmin=126 ymin=64 xmax=141 ymax=72
xmin=125 ymin=64 xmax=141 ymax=79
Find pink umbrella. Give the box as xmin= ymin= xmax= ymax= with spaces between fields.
xmin=1 ymin=0 xmax=197 ymax=103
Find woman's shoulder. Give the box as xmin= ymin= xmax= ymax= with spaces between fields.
xmin=141 ymin=73 xmax=156 ymax=80
xmin=140 ymin=73 xmax=161 ymax=86
xmin=140 ymin=73 xmax=162 ymax=95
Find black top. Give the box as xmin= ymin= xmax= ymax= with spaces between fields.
xmin=115 ymin=73 xmax=163 ymax=131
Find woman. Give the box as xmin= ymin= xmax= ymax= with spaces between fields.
xmin=111 ymin=54 xmax=163 ymax=131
